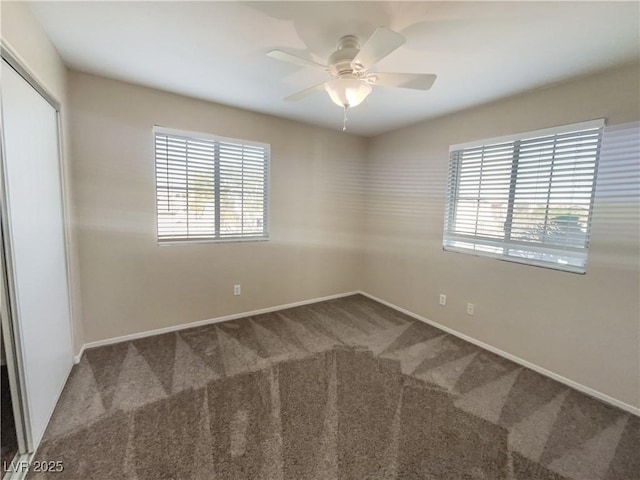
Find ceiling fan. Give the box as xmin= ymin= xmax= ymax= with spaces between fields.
xmin=267 ymin=27 xmax=437 ymax=130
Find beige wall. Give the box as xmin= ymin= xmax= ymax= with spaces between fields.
xmin=7 ymin=1 xmax=637 ymax=408
xmin=58 ymin=64 xmax=640 ymax=410
xmin=1 ymin=1 xmax=84 ymax=352
xmin=68 ymin=71 xmax=367 ymax=344
xmin=363 ymin=63 xmax=640 ymax=408
xmin=3 ymin=0 xmax=638 ymax=414
xmin=1 ymin=2 xmax=66 ymax=101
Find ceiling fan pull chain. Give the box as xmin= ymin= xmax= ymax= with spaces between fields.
xmin=343 ymin=106 xmax=348 ymax=132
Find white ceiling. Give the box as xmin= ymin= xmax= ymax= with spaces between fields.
xmin=28 ymin=1 xmax=640 ymax=136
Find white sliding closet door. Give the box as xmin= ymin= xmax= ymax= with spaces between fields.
xmin=1 ymin=60 xmax=73 ymax=449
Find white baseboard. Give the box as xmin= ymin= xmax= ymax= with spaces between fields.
xmin=72 ymin=288 xmax=639 ymax=417
xmin=73 ymin=291 xmax=359 ymax=363
xmin=357 ymin=290 xmax=640 ymax=417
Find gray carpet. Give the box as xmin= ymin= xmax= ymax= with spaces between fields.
xmin=28 ymin=295 xmax=638 ymax=479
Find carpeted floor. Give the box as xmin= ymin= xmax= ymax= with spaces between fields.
xmin=29 ymin=294 xmax=638 ymax=479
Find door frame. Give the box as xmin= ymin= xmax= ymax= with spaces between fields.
xmin=0 ymin=40 xmax=76 ymax=459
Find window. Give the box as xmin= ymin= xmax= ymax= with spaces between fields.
xmin=154 ymin=127 xmax=269 ymax=243
xmin=443 ymin=119 xmax=604 ymax=273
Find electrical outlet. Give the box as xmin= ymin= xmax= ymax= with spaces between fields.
xmin=234 ymin=284 xmax=241 ymax=296
xmin=439 ymin=294 xmax=447 ymax=306
xmin=466 ymin=303 xmax=475 ymax=315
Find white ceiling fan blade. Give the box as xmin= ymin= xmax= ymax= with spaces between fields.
xmin=267 ymin=49 xmax=332 ymax=73
xmin=351 ymin=27 xmax=406 ymax=72
xmin=284 ymin=82 xmax=327 ymax=102
xmin=370 ymin=73 xmax=437 ymax=90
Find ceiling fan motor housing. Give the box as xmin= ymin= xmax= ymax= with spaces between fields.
xmin=329 ymin=35 xmax=361 ymax=76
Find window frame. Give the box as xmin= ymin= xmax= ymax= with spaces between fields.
xmin=443 ymin=119 xmax=605 ymax=273
xmin=153 ymin=126 xmax=270 ymax=245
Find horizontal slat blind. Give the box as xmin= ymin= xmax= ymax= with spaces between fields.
xmin=591 ymin=122 xmax=640 ymax=250
xmin=155 ymin=128 xmax=268 ymax=243
xmin=444 ymin=121 xmax=603 ymax=273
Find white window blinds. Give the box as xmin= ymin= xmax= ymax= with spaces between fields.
xmin=444 ymin=119 xmax=604 ymax=273
xmin=154 ymin=127 xmax=269 ymax=243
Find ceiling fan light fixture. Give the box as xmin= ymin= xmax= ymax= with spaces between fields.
xmin=324 ymin=77 xmax=372 ymax=108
